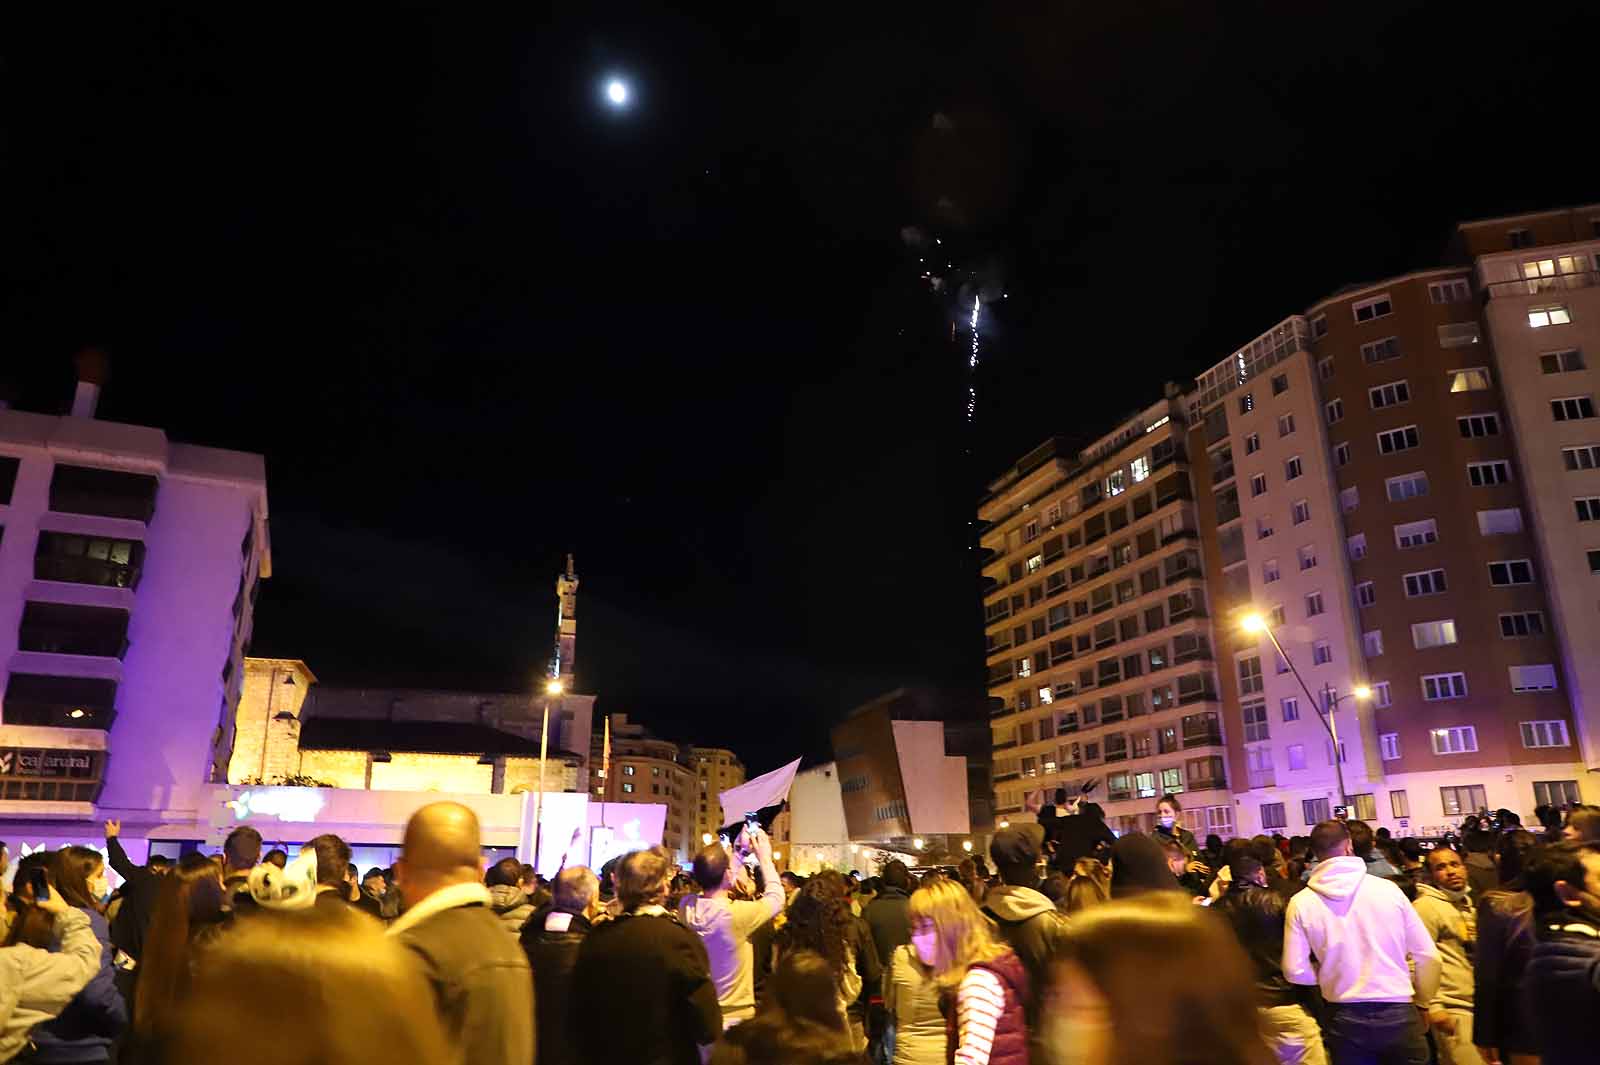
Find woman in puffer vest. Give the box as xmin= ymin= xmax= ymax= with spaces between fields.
xmin=907 ymin=878 xmax=1029 ymax=1065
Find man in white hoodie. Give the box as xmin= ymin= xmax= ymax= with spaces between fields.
xmin=1284 ymin=819 xmax=1442 ymax=1065
xmin=1412 ymin=846 xmax=1481 ymax=1065
xmin=679 ymin=824 xmax=784 ymax=1029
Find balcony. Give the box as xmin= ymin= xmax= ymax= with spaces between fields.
xmin=17 ymin=602 xmax=131 ymax=659
xmin=994 ymin=772 xmax=1020 ymax=784
xmin=49 ymin=465 xmax=159 ymax=523
xmin=993 ymin=740 xmax=1018 ymax=753
xmin=1484 ymin=268 xmax=1599 ymax=299
xmin=34 ymin=533 xmax=146 ymax=590
xmin=1 ymin=673 xmax=118 ymax=729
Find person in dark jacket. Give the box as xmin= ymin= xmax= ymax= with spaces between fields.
xmin=389 ymin=802 xmax=534 ymax=1065
xmin=1523 ymin=840 xmax=1600 ymax=1065
xmin=982 ymin=823 xmax=1068 ymax=1042
xmin=862 ymin=859 xmax=912 ymax=965
xmin=27 ymin=846 xmax=126 ymax=1064
xmin=1109 ymin=832 xmax=1184 ymax=898
xmin=103 ymin=820 xmax=165 ymax=965
xmin=1462 ymin=831 xmax=1501 ymax=899
xmin=220 ymin=825 xmax=262 ymax=908
xmin=1152 ymin=793 xmax=1198 ymax=856
xmin=1047 ymin=800 xmax=1117 ymax=873
xmin=521 ymin=865 xmax=600 ymax=1065
xmin=572 ymin=846 xmax=722 ymax=1065
xmin=1474 ymin=830 xmax=1537 ymax=1064
xmin=1212 ymin=856 xmax=1326 ymax=1065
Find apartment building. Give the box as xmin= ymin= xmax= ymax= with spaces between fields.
xmin=981 ymin=397 xmax=1238 ymax=839
xmin=691 ymin=745 xmax=745 ymax=844
xmin=0 ymin=356 xmax=269 ymax=846
xmin=592 ymin=713 xmax=696 ymax=861
xmin=1189 ymin=318 xmax=1384 ymax=836
xmin=1465 ymin=206 xmax=1600 ymax=778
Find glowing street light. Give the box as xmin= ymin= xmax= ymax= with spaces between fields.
xmin=961 ymin=840 xmax=973 ymax=852
xmin=701 ymin=833 xmax=714 ymax=846
xmin=913 ymin=838 xmax=925 ymax=850
xmin=772 ymin=851 xmax=782 ymax=861
xmin=604 ymin=79 xmax=629 ymax=107
xmin=545 ymin=679 xmax=564 ymax=696
xmin=998 ymin=820 xmax=1010 ymax=829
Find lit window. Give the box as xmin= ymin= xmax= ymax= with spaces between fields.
xmin=1529 ymin=305 xmax=1571 ymax=328
xmin=1411 ymin=617 xmax=1457 ymax=647
xmin=1106 ymin=469 xmax=1127 ymax=496
xmin=623 ymin=765 xmax=636 ymax=776
xmin=1422 ymin=673 xmax=1469 ymax=702
xmin=1355 ymin=581 xmax=1376 ymax=607
xmin=1380 ymin=733 xmax=1400 ymax=760
xmin=1363 ymin=629 xmax=1384 ymax=657
xmin=1038 ymin=686 xmax=1055 ymax=705
xmin=1239 ymin=392 xmax=1255 ymax=415
xmin=1016 ymin=657 xmax=1032 ymax=678
xmin=1348 ymin=533 xmax=1367 ymax=561
xmin=1131 ymin=456 xmax=1151 ymax=483
xmin=1430 ymin=725 xmax=1478 ymax=753
xmin=1511 ymin=666 xmax=1560 ymax=694
xmin=1027 ymin=554 xmax=1043 ymax=573
xmin=1520 ymin=719 xmax=1569 ymax=747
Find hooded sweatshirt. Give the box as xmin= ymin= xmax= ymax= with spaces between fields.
xmin=1412 ymin=882 xmax=1475 ymax=1011
xmin=487 ymin=884 xmax=534 ymax=935
xmin=678 ymin=874 xmax=784 ymax=1024
xmin=1283 ymin=855 xmax=1440 ymax=1004
xmin=982 ymin=884 xmax=1068 ymax=1028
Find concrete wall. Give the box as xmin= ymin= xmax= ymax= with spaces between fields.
xmin=892 ymin=720 xmax=970 ymax=834
xmin=789 ymin=762 xmax=850 ymax=845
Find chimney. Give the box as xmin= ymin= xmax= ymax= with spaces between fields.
xmin=71 ymin=348 xmax=109 ymax=419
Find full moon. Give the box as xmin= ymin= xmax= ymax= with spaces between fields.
xmin=605 ymin=80 xmax=628 ymax=106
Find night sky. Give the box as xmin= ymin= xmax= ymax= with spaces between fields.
xmin=5 ymin=6 xmax=1599 ymax=773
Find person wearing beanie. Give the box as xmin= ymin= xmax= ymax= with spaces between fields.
xmin=1108 ymin=833 xmax=1184 ymax=898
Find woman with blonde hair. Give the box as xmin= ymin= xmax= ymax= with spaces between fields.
xmin=908 ymin=877 xmax=1029 ymax=1065
xmin=883 ymin=922 xmax=946 ymax=1065
xmin=161 ymin=906 xmax=450 ymax=1065
xmin=1046 ymin=893 xmax=1273 ymax=1065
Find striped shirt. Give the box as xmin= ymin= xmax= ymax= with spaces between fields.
xmin=954 ymin=966 xmax=1006 ymax=1065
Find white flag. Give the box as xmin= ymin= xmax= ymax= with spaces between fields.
xmin=719 ymin=757 xmax=802 ymax=818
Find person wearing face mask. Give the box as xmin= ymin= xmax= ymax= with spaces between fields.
xmin=1412 ymin=847 xmax=1481 ymax=1065
xmin=908 ymin=878 xmax=1029 ymax=1065
xmin=23 ymin=847 xmax=127 ymax=1065
xmin=1524 ymin=841 xmax=1600 ymax=1065
xmin=1152 ymin=794 xmax=1197 ymax=855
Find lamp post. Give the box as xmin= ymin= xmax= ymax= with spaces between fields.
xmin=533 ymin=678 xmax=563 ymax=871
xmin=1240 ymin=614 xmax=1370 ymax=810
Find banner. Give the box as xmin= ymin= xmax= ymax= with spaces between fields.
xmin=719 ymin=757 xmax=802 ymax=819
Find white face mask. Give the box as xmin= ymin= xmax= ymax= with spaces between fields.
xmin=911 ymin=929 xmax=939 ymax=967
xmin=89 ymin=875 xmax=110 ymax=901
xmin=1157 ymin=815 xmax=1176 ymax=829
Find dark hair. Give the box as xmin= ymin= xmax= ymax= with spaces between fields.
xmin=363 ymin=867 xmax=386 ymax=883
xmin=692 ymin=843 xmax=730 ymax=892
xmin=264 ymin=849 xmax=288 ymax=869
xmin=1205 ymin=834 xmax=1223 ymax=853
xmin=224 ymin=826 xmax=262 ymax=872
xmin=135 ymin=853 xmax=226 ymax=1035
xmin=1222 ymin=838 xmax=1253 ymax=872
xmin=303 ymin=835 xmax=351 ymax=887
xmin=1156 ymin=836 xmax=1186 ymax=858
xmin=149 ymin=854 xmax=173 ymax=871
xmin=1565 ymin=806 xmax=1600 ymax=843
xmin=1464 ymin=830 xmax=1495 ymax=854
xmin=2 ymin=853 xmax=56 ymax=948
xmin=881 ymin=860 xmax=911 ymax=893
xmin=715 ymin=950 xmax=856 ymax=1064
xmin=54 ymin=845 xmax=106 ymax=912
xmin=1496 ymin=830 xmax=1537 ymax=887
xmin=1230 ymin=855 xmax=1265 ymax=883
xmin=1535 ymin=804 xmax=1563 ymax=833
xmin=1247 ymin=838 xmax=1279 ymax=868
xmin=771 ymin=949 xmax=852 ymax=1031
xmin=1526 ymin=841 xmax=1600 ymax=921
xmin=485 ymin=856 xmax=522 ymax=888
xmin=1346 ymin=820 xmax=1376 ymax=859
xmin=1310 ymin=820 xmax=1350 ymax=860
xmin=778 ymin=876 xmax=853 ymax=975
xmin=1376 ymin=826 xmax=1392 ymax=840
xmin=1157 ymin=793 xmax=1183 ymax=813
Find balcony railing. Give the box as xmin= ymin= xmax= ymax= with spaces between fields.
xmin=1182 ymin=730 xmax=1224 ymax=749
xmin=1485 ymin=269 xmax=1599 ymax=299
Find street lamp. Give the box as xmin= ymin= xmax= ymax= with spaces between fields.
xmin=962 ymin=839 xmax=973 ymax=852
xmin=701 ymin=833 xmax=714 ymax=846
xmin=913 ymin=838 xmax=925 ymax=851
xmin=532 ymin=677 xmax=565 ymax=869
xmin=1240 ymin=613 xmax=1371 ymax=809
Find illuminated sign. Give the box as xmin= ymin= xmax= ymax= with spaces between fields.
xmin=225 ymin=787 xmax=326 ymax=823
xmin=0 ymin=749 xmax=94 ymax=777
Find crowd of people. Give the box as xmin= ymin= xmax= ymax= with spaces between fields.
xmin=3 ymin=793 xmax=1600 ymax=1065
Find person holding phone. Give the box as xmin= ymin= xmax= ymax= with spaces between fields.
xmin=681 ymin=824 xmax=785 ymax=1030
xmin=0 ymin=865 xmax=107 ymax=1061
xmin=24 ymin=847 xmax=127 ymax=1064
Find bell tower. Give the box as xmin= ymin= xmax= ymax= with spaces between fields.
xmin=553 ymin=554 xmax=579 ymax=689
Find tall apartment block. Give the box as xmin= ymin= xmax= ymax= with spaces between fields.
xmin=691 ymin=745 xmax=746 ymax=845
xmin=0 ymin=356 xmax=269 ymax=841
xmin=983 ymin=204 xmax=1600 ymax=838
xmin=981 ymin=396 xmax=1238 ymax=838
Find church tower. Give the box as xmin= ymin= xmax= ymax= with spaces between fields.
xmin=554 ymin=554 xmax=579 ymax=689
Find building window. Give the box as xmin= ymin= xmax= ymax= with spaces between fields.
xmin=1422 ymin=673 xmax=1470 ymax=702
xmin=1353 ymin=295 xmax=1393 ymax=323
xmin=1303 ymin=798 xmax=1331 ymax=825
xmin=1238 ymin=656 xmax=1264 ymax=695
xmin=1250 ymin=473 xmax=1267 ymax=497
xmin=1299 ymin=544 xmax=1318 ymax=571
xmin=622 ymin=782 xmax=635 ymax=793
xmin=1363 ymin=629 xmax=1384 ymax=657
xmin=1390 ymin=789 xmax=1410 ymax=817
xmin=1386 ymin=472 xmax=1429 ymax=501
xmin=1449 ymin=367 xmax=1492 ymax=393
xmin=1281 ymin=697 xmax=1299 ymax=722
xmin=1318 ymin=355 xmax=1334 ymax=378
xmin=1429 ymin=278 xmax=1471 ymax=303
xmin=1239 ymin=393 xmax=1255 ymax=415
xmin=1371 ymin=681 xmax=1392 ymax=707
xmin=1508 ymin=228 xmax=1534 ymax=249
xmin=1360 ymin=336 xmax=1403 ymax=364
xmin=1500 ymin=611 xmax=1545 ymax=638
xmin=1240 ymin=432 xmax=1261 ymax=457
xmin=1292 ymin=499 xmax=1311 ymax=524
xmin=1440 ymin=785 xmax=1488 ymax=817
xmin=1395 ymin=519 xmax=1438 ymax=549
xmin=1404 ymin=569 xmax=1449 ymax=598
xmin=1577 ymin=497 xmax=1600 ymax=522
xmin=1278 ymin=415 xmax=1296 ymax=439
xmin=1262 ymin=558 xmax=1280 ymax=584
xmin=1326 ymin=398 xmax=1344 ymax=425
xmin=1312 ymin=641 xmax=1333 ymax=665
xmin=1369 ymin=380 xmax=1411 ymax=409
xmin=1334 ymin=442 xmax=1351 ymax=468
xmin=1261 ymin=802 xmax=1288 ymax=829
xmin=1016 ymin=657 xmax=1032 ymax=678
xmin=1529 ymin=305 xmax=1571 ymax=328
xmin=1348 ymin=533 xmax=1367 ymax=561
xmin=1510 ymin=665 xmax=1560 ymax=694
xmin=1541 ymin=349 xmax=1586 ymax=374
xmin=1272 ymin=374 xmax=1290 ymax=396
xmin=1311 ymin=314 xmax=1330 ymax=340
xmin=1356 ymin=581 xmax=1376 ymax=607
xmin=1304 ymin=591 xmax=1325 ymax=617
xmin=1242 ymin=701 xmax=1269 ymax=742
xmin=1378 ymin=426 xmax=1420 ymax=454
xmin=1476 ymin=508 xmax=1522 ymax=536
xmin=1590 ymin=549 xmax=1600 ymax=574
xmin=622 ymin=765 xmax=636 ymax=776
xmin=1521 ymin=719 xmax=1570 ymax=748
xmin=1287 ymin=744 xmax=1307 ymax=771
xmin=1457 ymin=413 xmax=1500 ymax=438
xmin=1411 ymin=618 xmax=1457 ymax=647
xmin=1431 ymin=726 xmax=1479 ymax=755
xmin=1552 ymin=396 xmax=1598 ymax=421
xmin=1535 ymin=780 xmax=1581 ymax=807
xmin=1284 ymin=456 xmax=1303 ymax=480
xmin=1488 ymin=559 xmax=1534 ymax=586
xmin=1468 ymin=461 xmax=1512 ymax=486
xmin=1380 ymin=733 xmax=1401 ymax=761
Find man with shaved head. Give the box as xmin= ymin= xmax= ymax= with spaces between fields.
xmin=388 ymin=802 xmax=534 ymax=1065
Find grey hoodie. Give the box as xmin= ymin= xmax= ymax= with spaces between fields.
xmin=981 ymin=884 xmax=1066 ymax=1028
xmin=1413 ymin=882 xmax=1475 ymax=1011
xmin=0 ymin=908 xmax=102 ymax=1062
